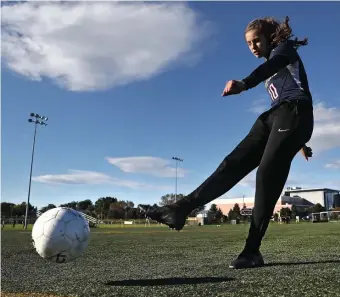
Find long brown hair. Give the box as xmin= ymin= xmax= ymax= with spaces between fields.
xmin=245 ymin=16 xmax=308 ymax=48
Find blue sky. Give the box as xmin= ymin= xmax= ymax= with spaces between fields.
xmin=2 ymin=1 xmax=340 ymax=209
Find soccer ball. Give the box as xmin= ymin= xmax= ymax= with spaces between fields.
xmin=32 ymin=207 xmax=90 ymax=263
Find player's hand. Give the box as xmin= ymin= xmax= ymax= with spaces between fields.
xmin=221 ymin=80 xmax=246 ymax=97
xmin=300 ymin=145 xmax=312 ymax=161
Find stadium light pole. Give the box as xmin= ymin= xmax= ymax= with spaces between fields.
xmin=172 ymin=157 xmax=183 ymax=203
xmin=24 ymin=113 xmax=48 ymax=230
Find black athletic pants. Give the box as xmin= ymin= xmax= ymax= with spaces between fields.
xmin=178 ymin=99 xmax=314 ymax=253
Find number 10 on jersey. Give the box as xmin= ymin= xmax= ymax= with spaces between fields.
xmin=268 ymin=83 xmax=279 ymax=101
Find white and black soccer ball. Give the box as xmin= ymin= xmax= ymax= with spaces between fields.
xmin=32 ymin=207 xmax=90 ymax=263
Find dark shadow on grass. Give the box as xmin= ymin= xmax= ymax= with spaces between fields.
xmin=265 ymin=259 xmax=340 ymax=267
xmin=105 ymin=276 xmax=234 ymax=287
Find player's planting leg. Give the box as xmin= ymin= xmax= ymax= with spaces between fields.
xmin=229 ymin=156 xmax=292 ymax=269
xmin=229 ymin=102 xmax=314 ymax=269
xmin=140 ymin=114 xmax=271 ymax=230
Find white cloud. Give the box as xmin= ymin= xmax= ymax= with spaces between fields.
xmin=248 ymin=98 xmax=268 ymax=114
xmin=1 ymin=2 xmax=209 ymax=91
xmin=325 ymin=160 xmax=340 ymax=169
xmin=106 ymin=156 xmax=187 ymax=178
xmin=32 ymin=169 xmax=171 ymax=190
xmin=308 ymin=102 xmax=340 ymax=153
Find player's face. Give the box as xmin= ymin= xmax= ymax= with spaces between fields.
xmin=245 ymin=30 xmax=269 ymax=59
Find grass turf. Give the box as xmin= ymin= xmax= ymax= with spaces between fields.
xmin=1 ymin=222 xmax=340 ymax=297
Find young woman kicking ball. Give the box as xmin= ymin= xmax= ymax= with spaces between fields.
xmin=140 ymin=16 xmax=314 ymax=269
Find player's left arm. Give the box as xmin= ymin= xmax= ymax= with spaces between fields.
xmin=221 ymin=54 xmax=291 ymax=96
xmin=242 ymin=41 xmax=298 ymax=90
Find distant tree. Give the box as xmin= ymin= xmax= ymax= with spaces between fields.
xmin=308 ymin=203 xmax=325 ymax=214
xmin=228 ymin=209 xmax=236 ymax=221
xmin=215 ymin=208 xmax=224 ymax=222
xmin=126 ymin=207 xmax=140 ymax=219
xmin=291 ymin=205 xmax=297 ymax=219
xmin=39 ymin=204 xmax=56 ymax=213
xmin=228 ymin=203 xmax=241 ymax=221
xmin=159 ymin=194 xmax=184 ymax=206
xmin=206 ymin=204 xmax=220 ymax=224
xmin=1 ymin=202 xmax=16 ymax=217
xmin=12 ymin=202 xmax=35 ymax=217
xmin=77 ymin=199 xmax=93 ymax=211
xmin=85 ymin=205 xmax=95 ymax=216
xmin=108 ymin=202 xmax=123 ymax=219
xmin=125 ymin=201 xmax=135 ymax=209
xmin=280 ymin=207 xmax=292 ymax=217
xmin=59 ymin=201 xmax=78 ymax=210
xmin=102 ymin=200 xmax=135 ymax=219
xmin=209 ymin=204 xmax=218 ymax=213
xmin=232 ymin=203 xmax=241 ymax=217
xmin=273 ymin=213 xmax=279 ymax=222
xmin=121 ymin=201 xmax=135 ymax=220
xmin=94 ymin=197 xmax=118 ymax=219
xmin=206 ymin=212 xmax=215 ymax=224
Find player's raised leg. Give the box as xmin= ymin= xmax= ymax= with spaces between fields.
xmin=139 ymin=112 xmax=271 ymax=231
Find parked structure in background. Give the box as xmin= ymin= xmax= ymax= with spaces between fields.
xmin=283 ymin=187 xmax=340 ymax=210
xmin=212 ymin=187 xmax=340 ymax=216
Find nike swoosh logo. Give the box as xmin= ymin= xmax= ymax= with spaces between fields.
xmin=278 ymin=128 xmax=290 ymax=132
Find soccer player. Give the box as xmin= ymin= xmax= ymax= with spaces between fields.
xmin=140 ymin=16 xmax=314 ymax=269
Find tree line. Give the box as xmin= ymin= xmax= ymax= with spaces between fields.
xmin=278 ymin=203 xmax=333 ymax=219
xmin=1 ymin=202 xmax=37 ymax=218
xmin=206 ymin=202 xmax=337 ymax=224
xmin=1 ymin=193 xmax=206 ymax=220
xmin=2 ymin=194 xmax=336 ymax=222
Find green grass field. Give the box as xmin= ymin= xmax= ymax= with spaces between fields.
xmin=1 ymin=222 xmax=340 ymax=297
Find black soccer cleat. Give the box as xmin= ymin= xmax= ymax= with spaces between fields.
xmin=138 ymin=204 xmax=189 ymax=231
xmin=229 ymin=251 xmax=265 ymax=269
